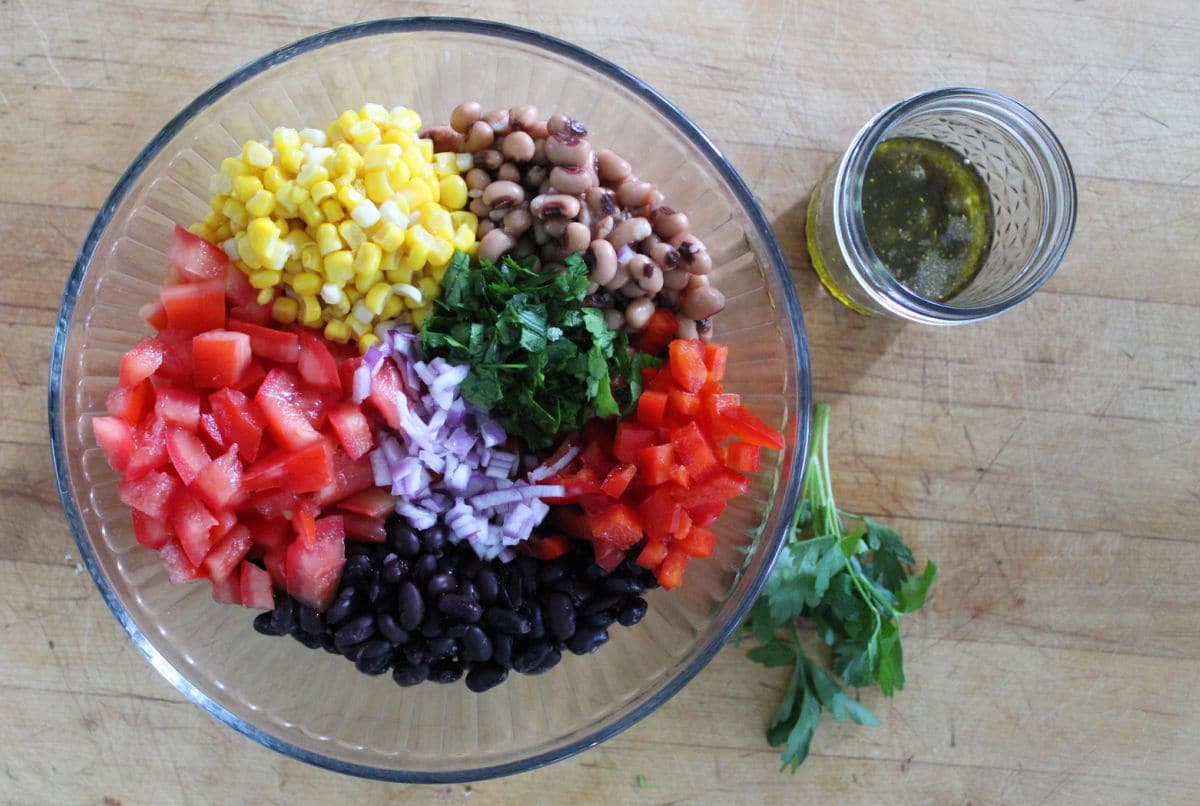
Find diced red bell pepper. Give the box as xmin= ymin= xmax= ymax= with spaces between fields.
xmin=341 ymin=512 xmax=387 ymax=542
xmin=255 ymin=367 xmax=323 ymax=451
xmin=243 ymin=437 xmax=334 ymax=494
xmin=591 ymin=540 xmax=626 ymax=572
xmin=634 ymin=308 xmax=678 ymax=355
xmin=227 ymin=319 xmax=300 ymax=363
xmin=239 ymin=562 xmax=275 ymax=610
xmin=119 ymin=337 xmax=165 ymax=388
xmin=93 ymin=415 xmax=133 ymax=472
xmin=125 ymin=413 xmax=170 ymax=480
xmin=285 ymin=514 xmax=345 ymax=610
xmin=667 ymin=388 xmax=701 ymax=421
xmin=154 ymin=388 xmax=201 ymax=430
xmin=106 ymin=378 xmax=155 ymax=425
xmin=550 ymin=506 xmax=594 ymax=542
xmin=159 ymin=539 xmax=204 ymax=585
xmin=202 ymin=524 xmax=253 ymax=582
xmin=635 ymin=539 xmax=669 ymax=570
xmin=208 ymin=387 xmax=265 ymax=463
xmin=613 ymin=420 xmax=658 ymax=465
xmin=655 ymin=546 xmax=690 ymax=590
xmin=677 ymin=525 xmax=717 ymax=558
xmin=671 ymin=507 xmax=693 ymax=540
xmin=523 ymin=534 xmax=571 ymax=561
xmin=327 ymin=402 xmax=373 ymax=460
xmin=171 ymin=488 xmax=219 ymax=567
xmin=669 ymin=339 xmax=708 ymax=393
xmin=118 ymin=469 xmax=181 ymax=521
xmin=670 ymin=420 xmax=721 ymax=484
xmin=643 ymin=364 xmax=677 ymax=394
xmin=726 ymin=441 xmax=762 ymax=473
xmin=704 ymin=342 xmax=728 ymax=381
xmin=636 ymin=389 xmax=669 ymax=427
xmin=717 ymin=404 xmax=786 ymax=451
xmin=335 ymin=487 xmax=397 ymax=519
xmin=166 ymin=426 xmax=211 ymax=486
xmin=160 ymin=279 xmax=225 ymax=333
xmin=192 ymin=446 xmax=246 ymax=513
xmin=589 ymin=502 xmax=643 ymax=550
xmin=192 ymin=329 xmax=252 ymax=389
xmin=638 ymin=486 xmax=685 ymax=543
xmin=670 ymin=468 xmax=750 ymax=509
xmin=131 ymin=509 xmax=172 ymax=550
xmin=168 ymin=224 xmax=229 ymax=282
xmin=637 ymin=443 xmax=675 ymax=486
xmin=600 ymin=463 xmax=637 ymax=499
xmin=689 ymin=500 xmax=726 ymax=528
xmin=702 ymin=391 xmax=741 ymax=441
xmin=297 ymin=333 xmax=342 ymax=392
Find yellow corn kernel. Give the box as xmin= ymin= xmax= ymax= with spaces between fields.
xmin=261 ymin=165 xmax=284 ymax=192
xmin=282 ymin=227 xmax=309 ymax=249
xmin=310 ymin=179 xmax=337 ymax=204
xmin=213 ymin=223 xmax=233 ymax=242
xmin=364 ymin=281 xmax=393 ymax=315
xmin=323 ymin=250 xmax=354 ymax=284
xmin=273 ymin=127 xmax=300 ymax=152
xmin=336 ymin=110 xmax=360 ymax=137
xmin=438 ymin=174 xmax=468 ymax=210
xmin=347 ymin=118 xmax=381 ymax=146
xmin=300 ymin=242 xmax=322 ymax=271
xmin=249 ymin=269 xmax=281 ymax=289
xmin=360 ymin=103 xmax=389 ymax=124
xmin=298 ymin=198 xmax=324 ymax=228
xmin=187 ymin=222 xmax=210 ymax=239
xmin=410 ymin=306 xmax=429 ymax=328
xmin=433 ymin=152 xmax=457 ymax=177
xmin=416 ymin=138 xmax=434 ymax=162
xmin=334 ymin=142 xmax=364 ymax=175
xmin=338 ymin=221 xmax=367 ymax=251
xmin=299 ymin=294 xmax=322 ymax=326
xmin=364 ymin=169 xmax=393 ymax=203
xmin=336 ymin=184 xmax=365 ymax=210
xmin=421 ymin=205 xmax=453 ymax=238
xmin=245 ymin=188 xmax=276 ymax=218
xmin=234 ymin=175 xmax=263 ymax=203
xmin=428 ymin=236 xmax=454 ymax=268
xmin=287 ymin=184 xmax=310 ymax=209
xmin=209 ymin=194 xmax=229 ymax=215
xmin=272 ymin=296 xmax=299 ymax=324
xmin=243 ymin=140 xmax=274 ymax=169
xmin=385 ymin=265 xmax=414 ymax=286
xmin=371 ymin=221 xmax=406 ymax=253
xmin=292 ymin=271 xmax=322 ymax=296
xmin=247 ymin=216 xmax=276 ymax=252
xmin=202 ymin=210 xmax=225 ymax=231
xmin=403 ymin=225 xmax=433 ymax=270
xmin=387 ymin=160 xmax=413 ymax=190
xmin=256 ymin=288 xmax=276 ymax=305
xmin=235 ymin=235 xmax=261 ymax=269
xmin=357 ymin=333 xmax=381 ymax=354
xmin=390 ymin=107 xmax=422 ymax=132
xmin=219 ymin=156 xmax=248 ymax=179
xmin=222 ymin=198 xmax=248 ymax=228
xmin=354 ymin=269 xmax=383 ymax=295
xmin=355 ymin=242 xmax=383 ymax=277
xmin=296 ymin=163 xmax=329 ymax=188
xmin=314 ymin=222 xmax=342 ymax=255
xmin=450 ymin=210 xmax=478 ymax=232
xmin=398 ymin=180 xmax=432 ymax=210
xmin=279 ymin=146 xmax=304 ymax=175
xmin=381 ymin=294 xmax=406 ymax=320
xmin=451 ymin=223 xmax=476 ymax=252
xmin=323 ymin=319 xmax=353 ymax=344
xmin=364 ymin=143 xmax=400 ymax=171
xmin=326 ymin=295 xmax=352 ymax=320
xmin=424 ymin=176 xmax=441 ymax=204
xmin=319 ymin=199 xmax=345 ymax=223
xmin=417 ymin=276 xmax=439 ymax=302
xmin=429 ymin=262 xmax=450 ymax=283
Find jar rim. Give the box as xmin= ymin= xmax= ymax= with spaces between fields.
xmin=832 ymin=86 xmax=1078 ymax=324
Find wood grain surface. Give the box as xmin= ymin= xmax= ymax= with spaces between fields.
xmin=3 ymin=1 xmax=1198 ymax=803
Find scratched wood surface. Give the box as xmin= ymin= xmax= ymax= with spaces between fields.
xmin=3 ymin=1 xmax=1198 ymax=803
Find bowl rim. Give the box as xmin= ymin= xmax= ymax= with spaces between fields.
xmin=48 ymin=16 xmax=811 ymax=783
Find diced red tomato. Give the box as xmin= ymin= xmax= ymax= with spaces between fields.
xmin=246 ymin=517 xmax=289 ymax=555
xmin=341 ymin=512 xmax=386 ymax=542
xmin=297 ymin=333 xmax=342 ymax=392
xmin=212 ymin=507 xmax=237 ymax=540
xmin=208 ymin=387 xmax=265 ymax=462
xmin=202 ymin=525 xmax=253 ymax=581
xmin=227 ymin=319 xmax=300 ymax=363
xmin=160 ymin=279 xmax=225 ymax=333
xmin=678 ymin=525 xmax=717 ymax=558
xmin=637 ymin=443 xmax=675 ymax=486
xmin=232 ymin=358 xmax=267 ymax=396
xmin=669 ymin=339 xmax=708 ymax=394
xmin=93 ymin=415 xmax=133 ymax=472
xmin=588 ymin=502 xmax=643 ymax=550
xmin=255 ymin=367 xmax=323 ymax=451
xmin=717 ymin=404 xmax=786 ymax=451
xmin=131 ymin=509 xmax=172 ymax=550
xmin=119 ymin=337 xmax=165 ymax=388
xmin=285 ymin=514 xmax=345 ymax=610
xmin=159 ymin=539 xmax=204 ymax=585
xmin=210 ymin=572 xmax=242 ymax=604
xmin=197 ymin=413 xmax=226 ymax=454
xmin=118 ymin=469 xmax=181 ymax=521
xmin=726 ymin=442 xmax=762 ymax=473
xmin=192 ymin=329 xmax=251 ymax=389
xmin=655 ymin=546 xmax=690 ymax=590
xmin=368 ymin=359 xmax=406 ymax=431
xmin=613 ymin=421 xmax=657 ymax=465
xmin=633 ymin=308 xmax=678 ymax=355
xmin=222 ymin=263 xmax=259 ymax=308
xmin=335 ymin=487 xmax=397 ymax=519
xmin=153 ymin=329 xmax=195 ymax=383
xmin=166 ymin=426 xmax=211 ymax=486
xmin=635 ymin=539 xmax=669 ymax=570
xmin=636 ymin=389 xmax=668 ymax=426
xmin=703 ymin=343 xmax=728 ymax=381
xmin=106 ymin=378 xmax=155 ymax=425
xmin=239 ymin=562 xmax=275 ymax=610
xmin=153 ymin=388 xmax=201 ymax=430
xmin=125 ymin=414 xmax=169 ymax=480
xmin=243 ymin=437 xmax=334 ymax=494
xmin=247 ymin=488 xmax=301 ymax=521
xmin=168 ymin=224 xmax=229 ymax=282
xmin=312 ymin=447 xmax=376 ymax=508
xmin=192 ymin=446 xmax=246 ymax=513
xmin=171 ymin=488 xmax=219 ymax=567
xmin=262 ymin=551 xmax=288 ymax=590
xmin=600 ymin=464 xmax=637 ymax=499
xmin=140 ymin=299 xmax=169 ymax=330
xmin=327 ymin=402 xmax=373 ymax=460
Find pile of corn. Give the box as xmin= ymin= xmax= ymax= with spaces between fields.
xmin=189 ymin=103 xmax=479 ymax=353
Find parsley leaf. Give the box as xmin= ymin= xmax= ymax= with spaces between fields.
xmin=743 ymin=403 xmax=937 ymax=772
xmin=421 ymin=250 xmax=651 ymax=451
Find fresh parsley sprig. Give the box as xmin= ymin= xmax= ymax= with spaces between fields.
xmin=744 ymin=403 xmax=937 ymax=772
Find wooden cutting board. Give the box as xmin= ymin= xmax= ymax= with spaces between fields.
xmin=2 ymin=1 xmax=1197 ymax=803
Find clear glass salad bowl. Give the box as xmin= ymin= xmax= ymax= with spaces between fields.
xmin=48 ymin=18 xmax=811 ymax=782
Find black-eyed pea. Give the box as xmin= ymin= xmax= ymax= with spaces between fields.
xmin=545 ymin=132 xmax=592 ymax=167
xmin=479 ymin=227 xmax=516 ymax=262
xmin=469 ymin=197 xmax=492 ymax=218
xmin=477 ymin=218 xmax=496 ymax=238
xmin=483 ymin=108 xmax=511 ymax=135
xmin=663 ymin=267 xmax=691 ymax=290
xmin=530 ymin=194 xmax=581 ymax=220
xmin=676 ymin=317 xmax=699 ymax=339
xmin=543 ymin=218 xmax=568 ymax=239
xmin=464 ymin=121 xmax=496 ymax=153
xmin=624 ymin=297 xmax=656 ymax=331
xmin=602 ymin=260 xmax=631 ymax=291
xmin=670 ymin=233 xmax=712 ymax=274
xmin=607 ymin=216 xmax=652 ymax=250
xmin=422 ymin=125 xmax=463 ymax=153
xmin=523 ymin=164 xmax=548 ymax=189
xmin=481 ymin=180 xmax=525 ymax=210
xmin=509 ymin=104 xmax=539 ymax=131
xmin=584 ymin=239 xmax=617 ymax=286
xmin=549 ymin=165 xmax=595 ymax=195
xmin=532 ymin=218 xmax=549 ymax=245
xmin=593 ymin=215 xmax=615 ymax=240
xmin=547 ymin=113 xmax=587 ymax=137
xmin=526 ymin=120 xmax=549 ymax=140
xmin=686 ymin=273 xmax=710 ymax=290
xmin=473 ymin=147 xmax=503 ymax=171
xmin=450 ymin=101 xmax=482 ymax=134
xmin=651 ymin=206 xmax=689 ymax=239
xmin=696 ymin=318 xmax=714 ymax=341
xmin=585 ymin=186 xmax=618 ymax=218
xmin=615 ymin=177 xmax=656 ymax=209
xmin=503 ymin=208 xmax=533 ymax=237
xmin=465 ymin=168 xmax=492 ymax=191
xmin=633 ymin=257 xmax=664 ymax=296
xmin=497 ymin=162 xmax=521 ymax=183
xmin=501 ymin=130 xmax=536 ymax=163
xmin=618 ymin=280 xmax=646 ymax=298
xmin=604 ymin=307 xmax=625 ymax=331
xmin=649 ymin=241 xmax=680 ymax=270
xmin=564 ymin=222 xmax=591 ymax=254
xmin=596 ymin=149 xmax=632 ymax=183
xmin=659 ymin=287 xmax=680 ymax=307
xmin=680 ymin=285 xmax=726 ymax=320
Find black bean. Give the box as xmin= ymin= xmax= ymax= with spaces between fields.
xmin=503 ymin=572 xmax=524 ymax=608
xmin=512 ymin=640 xmax=554 ymax=673
xmin=376 ymin=613 xmax=410 ymax=644
xmin=356 ymin=639 xmax=393 ymax=660
xmin=341 ymin=554 xmax=373 ymax=589
xmin=297 ymin=604 xmax=325 ymax=635
xmin=466 ymin=663 xmax=508 ymax=693
xmin=271 ymin=597 xmax=296 ymax=634
xmin=439 ymin=594 xmax=483 ymax=623
xmin=325 ymin=589 xmax=356 ymax=626
xmin=436 ymin=554 xmax=457 ymax=574
xmin=475 ymin=568 xmax=500 ymax=603
xmin=459 ymin=580 xmax=479 ymax=602
xmin=319 ymin=634 xmax=338 ymax=653
xmin=544 ymin=592 xmax=576 ymax=641
xmin=445 ymin=623 xmax=469 ymax=639
xmin=460 ymin=556 xmax=483 ymax=580
xmin=485 ymin=608 xmax=531 ymax=635
xmin=381 ymin=556 xmax=408 ymax=585
xmin=517 ymin=555 xmax=540 ymax=591
xmin=334 ymin=614 xmax=376 ymax=647
xmin=461 ymin=626 xmax=493 ymax=663
xmin=529 ymin=647 xmax=562 ymax=675
xmin=387 ymin=521 xmax=421 ymax=557
xmin=526 ymin=604 xmax=546 ymax=640
xmin=342 ymin=642 xmax=368 ymax=662
xmin=618 ymin=597 xmax=648 ymax=627
xmin=566 ymin=625 xmax=609 ymax=655
xmin=367 ymin=580 xmax=384 ymax=603
xmin=397 ymin=581 xmax=425 ymax=631
xmin=427 ymin=636 xmax=459 ymax=659
xmin=583 ymin=594 xmax=622 ymax=616
xmin=356 ymin=652 xmax=392 ymax=676
xmin=345 ymin=540 xmax=373 ymax=557
xmin=419 ymin=613 xmax=444 ymax=638
xmin=412 ymin=553 xmax=438 ymax=583
xmin=583 ymin=563 xmax=607 ymax=582
xmin=402 ymin=643 xmax=427 ymax=665
xmin=603 ymin=576 xmax=644 ymax=596
xmin=428 ymin=659 xmax=464 ymax=684
xmin=421 ymin=527 xmax=447 ymax=554
xmin=253 ymin=612 xmax=284 ymax=636
xmin=551 ymin=576 xmax=587 ymax=604
xmin=426 ymin=572 xmax=457 ymax=597
xmin=538 ymin=560 xmax=567 ymax=586
xmin=296 ymin=633 xmax=323 ymax=650
xmin=584 ymin=611 xmax=616 ymax=628
xmin=393 ymin=663 xmax=429 ymax=687
xmin=492 ymin=633 xmax=514 ymax=668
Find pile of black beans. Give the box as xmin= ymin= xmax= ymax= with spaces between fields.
xmin=253 ymin=515 xmax=657 ymax=693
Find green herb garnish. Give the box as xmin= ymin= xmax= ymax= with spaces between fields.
xmin=422 ymin=250 xmax=650 ymax=451
xmin=743 ymin=403 xmax=937 ymax=772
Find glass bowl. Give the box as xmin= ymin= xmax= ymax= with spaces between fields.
xmin=48 ymin=18 xmax=811 ymax=782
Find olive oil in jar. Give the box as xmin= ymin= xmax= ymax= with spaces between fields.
xmin=861 ymin=137 xmax=993 ymax=302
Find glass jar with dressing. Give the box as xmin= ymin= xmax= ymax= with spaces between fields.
xmin=806 ymin=87 xmax=1077 ymax=324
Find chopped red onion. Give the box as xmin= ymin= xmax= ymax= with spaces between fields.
xmin=528 ymin=444 xmax=581 ymax=481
